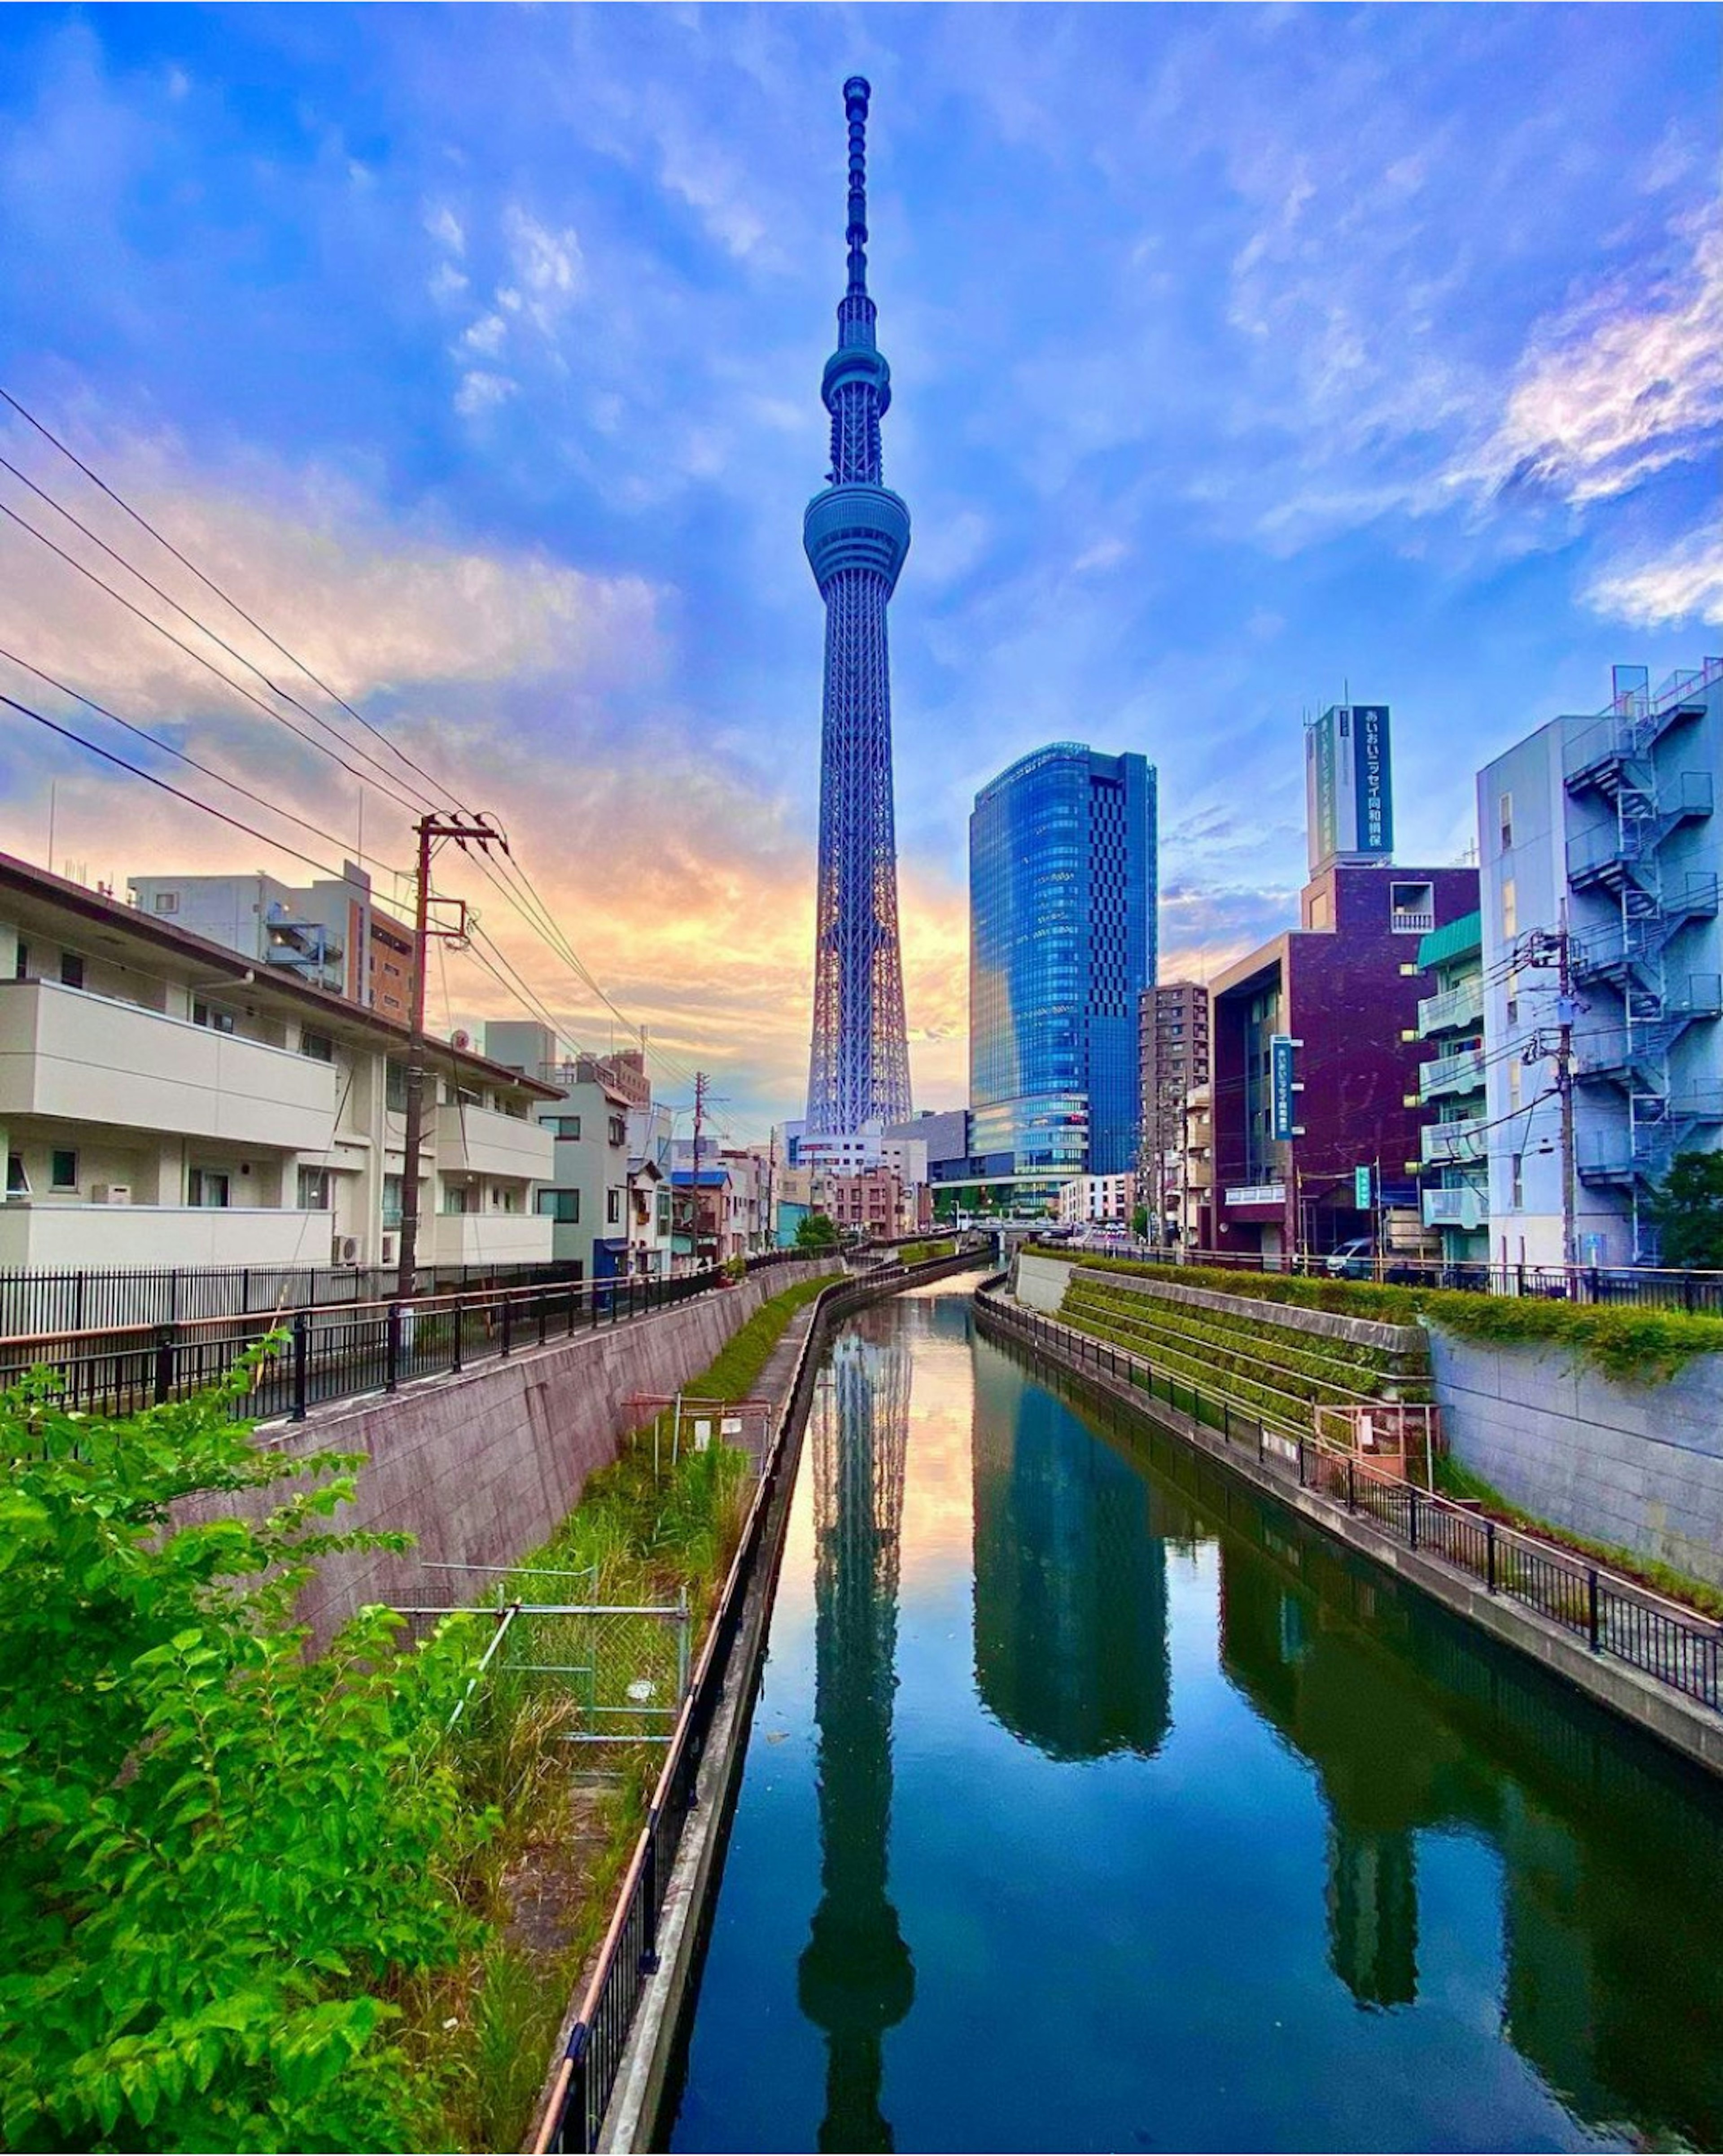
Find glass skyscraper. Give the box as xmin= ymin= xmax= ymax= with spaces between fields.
xmin=969 ymin=744 xmax=1157 ymax=1191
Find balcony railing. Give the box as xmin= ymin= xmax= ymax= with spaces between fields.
xmin=1421 ymin=1116 xmax=1487 ymax=1167
xmin=1417 ymin=977 xmax=1484 ymax=1036
xmin=1422 ymin=1184 xmax=1485 ymax=1231
xmin=1419 ymin=1044 xmax=1485 ymax=1103
xmin=1223 ymin=1183 xmax=1286 ymax=1208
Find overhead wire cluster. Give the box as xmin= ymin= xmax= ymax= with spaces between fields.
xmin=0 ymin=386 xmax=704 ymax=1094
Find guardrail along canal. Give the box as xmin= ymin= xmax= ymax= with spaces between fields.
xmin=663 ymin=1286 xmax=1723 ymax=2153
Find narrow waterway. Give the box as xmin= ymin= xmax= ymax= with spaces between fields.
xmin=663 ymin=1285 xmax=1723 ymax=2154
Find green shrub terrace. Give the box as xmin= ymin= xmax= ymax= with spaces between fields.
xmin=1054 ymin=1268 xmax=1431 ymax=1442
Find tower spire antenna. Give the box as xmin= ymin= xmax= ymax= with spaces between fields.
xmin=802 ymin=76 xmax=913 ymax=1139
xmin=844 ymin=74 xmax=871 ymax=299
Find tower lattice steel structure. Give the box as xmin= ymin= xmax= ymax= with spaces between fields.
xmin=804 ymin=76 xmax=913 ymax=1135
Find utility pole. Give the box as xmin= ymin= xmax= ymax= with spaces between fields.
xmin=398 ymin=811 xmax=508 ymax=1299
xmin=688 ymin=1069 xmax=709 ymax=1269
xmin=1520 ymin=917 xmax=1579 ymax=1275
xmin=1556 ymin=903 xmax=1578 ymax=1271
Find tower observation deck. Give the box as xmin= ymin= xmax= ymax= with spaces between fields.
xmin=804 ymin=75 xmax=914 ymax=1135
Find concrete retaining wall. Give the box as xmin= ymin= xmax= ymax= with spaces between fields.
xmin=176 ymin=1261 xmax=840 ymax=1638
xmin=1428 ymin=1324 xmax=1723 ymax=1590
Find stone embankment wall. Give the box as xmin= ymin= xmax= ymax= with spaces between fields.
xmin=1019 ymin=1250 xmax=1723 ymax=1591
xmin=1427 ymin=1331 xmax=1723 ymax=1590
xmin=177 ymin=1260 xmax=840 ymax=1638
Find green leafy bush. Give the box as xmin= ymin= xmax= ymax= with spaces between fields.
xmin=0 ymin=1354 xmax=491 ymax=2153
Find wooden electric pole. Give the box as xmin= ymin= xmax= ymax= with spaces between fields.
xmin=398 ymin=811 xmax=508 ymax=1299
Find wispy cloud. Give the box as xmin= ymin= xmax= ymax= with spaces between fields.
xmin=1462 ymin=219 xmax=1723 ymax=506
xmin=1585 ymin=524 xmax=1723 ymax=628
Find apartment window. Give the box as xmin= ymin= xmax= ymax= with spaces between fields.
xmin=5 ymin=1153 xmax=26 ymax=1196
xmin=385 ymin=1061 xmax=408 ymax=1113
xmin=494 ymin=1186 xmax=521 ymax=1214
xmin=1501 ymin=877 xmax=1517 ymax=941
xmin=608 ymin=1115 xmax=626 ymax=1148
xmin=153 ymin=890 xmax=179 ymax=916
xmin=1504 ymin=967 xmax=1519 ymax=1028
xmin=442 ymin=1183 xmax=480 ymax=1215
xmin=1498 ymin=792 xmax=1513 ymax=851
xmin=192 ymin=999 xmax=236 ymax=1034
xmin=548 ymin=1114 xmax=582 ymax=1140
xmin=382 ymin=1173 xmax=404 ymax=1227
xmin=1510 ymin=1153 xmax=1525 ymax=1209
xmin=60 ymin=952 xmax=85 ymax=991
xmin=187 ymin=1168 xmax=230 ymax=1209
xmin=1508 ymin=1061 xmax=1521 ymax=1112
xmin=297 ymin=1166 xmax=332 ymax=1210
xmin=50 ymin=1149 xmax=78 ymax=1191
xmin=300 ymin=1029 xmax=335 ymax=1064
xmin=1390 ymin=881 xmax=1435 ymax=932
xmin=656 ymin=1191 xmax=671 ymax=1234
xmin=536 ymin=1188 xmax=580 ymax=1224
xmin=13 ymin=941 xmax=27 ymax=981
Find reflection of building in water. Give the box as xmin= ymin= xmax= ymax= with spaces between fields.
xmin=971 ymin=1348 xmax=1170 ymax=1762
xmin=797 ymin=1319 xmax=915 ymax=2152
xmin=1216 ymin=1523 xmax=1723 ymax=2147
xmin=1325 ymin=1820 xmax=1417 ymax=2010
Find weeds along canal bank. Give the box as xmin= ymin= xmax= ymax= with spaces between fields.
xmin=0 ymin=1255 xmax=979 ymax=2155
xmin=980 ymin=1264 xmax=1723 ymax=1780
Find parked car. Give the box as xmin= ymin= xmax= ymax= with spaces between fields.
xmin=1324 ymin=1237 xmax=1375 ymax=1279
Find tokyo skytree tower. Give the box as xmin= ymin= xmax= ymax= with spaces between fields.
xmin=803 ymin=76 xmax=913 ymax=1135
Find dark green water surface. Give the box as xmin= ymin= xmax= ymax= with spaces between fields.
xmin=663 ymin=1288 xmax=1723 ymax=2153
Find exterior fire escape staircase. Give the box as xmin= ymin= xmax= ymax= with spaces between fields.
xmin=1565 ymin=670 xmax=1719 ymax=1217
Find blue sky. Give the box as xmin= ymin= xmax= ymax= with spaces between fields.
xmin=0 ymin=4 xmax=1718 ymax=1129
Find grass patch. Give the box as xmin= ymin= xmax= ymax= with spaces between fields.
xmin=1026 ymin=1246 xmax=1723 ymax=1385
xmin=1433 ymin=1454 xmax=1723 ymax=1620
xmin=412 ymin=1270 xmax=836 ymax=2149
xmin=898 ymin=1239 xmax=957 ymax=1266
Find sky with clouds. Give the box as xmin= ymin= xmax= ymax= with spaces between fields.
xmin=0 ymin=4 xmax=1718 ymax=1135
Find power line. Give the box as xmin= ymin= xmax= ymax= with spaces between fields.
xmin=0 ymin=689 xmax=372 ymax=886
xmin=0 ymin=393 xmax=708 ymax=1088
xmin=0 ymin=645 xmax=404 ymax=876
xmin=0 ymin=495 xmax=429 ymax=816
xmin=0 ymin=384 xmax=452 ymax=804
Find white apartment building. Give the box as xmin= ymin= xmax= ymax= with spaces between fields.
xmin=1478 ymin=660 xmax=1720 ymax=1267
xmin=1057 ymin=1170 xmax=1139 ymax=1226
xmin=1 ymin=853 xmax=555 ymax=1276
xmin=127 ymin=863 xmax=416 ymax=1023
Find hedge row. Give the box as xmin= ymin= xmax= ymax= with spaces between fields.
xmin=1031 ymin=1248 xmax=1723 ymax=1385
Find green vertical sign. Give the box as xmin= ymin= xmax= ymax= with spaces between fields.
xmin=1354 ymin=1165 xmax=1372 ymax=1210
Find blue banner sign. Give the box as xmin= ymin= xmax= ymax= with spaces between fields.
xmin=1270 ymin=1035 xmax=1296 ymax=1142
xmin=1351 ymin=704 xmax=1392 ymax=856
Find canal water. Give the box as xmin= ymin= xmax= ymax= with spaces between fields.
xmin=663 ymin=1286 xmax=1723 ymax=2154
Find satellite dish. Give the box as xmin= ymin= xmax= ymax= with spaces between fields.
xmin=450 ymin=1028 xmax=472 ymax=1052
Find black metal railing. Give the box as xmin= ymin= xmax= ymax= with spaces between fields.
xmin=531 ymin=1248 xmax=977 ymax=2154
xmin=0 ymin=1267 xmax=754 ymax=1424
xmin=0 ymin=1255 xmax=597 ymax=1338
xmin=1025 ymin=1238 xmax=1723 ymax=1317
xmin=976 ymin=1283 xmax=1723 ymax=1717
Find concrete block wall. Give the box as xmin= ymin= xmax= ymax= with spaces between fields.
xmin=1426 ymin=1327 xmax=1723 ymax=1589
xmin=175 ymin=1261 xmax=840 ymax=1638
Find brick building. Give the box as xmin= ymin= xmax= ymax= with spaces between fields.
xmin=1210 ymin=859 xmax=1479 ymax=1262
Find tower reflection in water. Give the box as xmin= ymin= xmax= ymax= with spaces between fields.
xmin=970 ymin=1345 xmax=1171 ymax=1762
xmin=796 ymin=1318 xmax=914 ymax=2152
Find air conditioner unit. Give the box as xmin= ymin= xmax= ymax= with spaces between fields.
xmin=91 ymin=1183 xmax=131 ymax=1205
xmin=332 ymin=1234 xmax=361 ymax=1265
xmin=380 ymin=1233 xmax=398 ymax=1265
